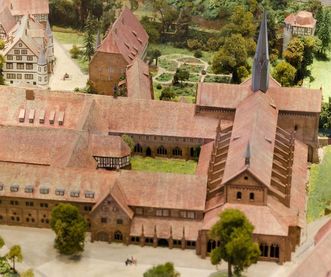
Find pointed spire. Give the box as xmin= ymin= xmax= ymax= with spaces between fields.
xmin=252 ymin=12 xmax=269 ymax=93
xmin=245 ymin=142 xmax=251 ymax=166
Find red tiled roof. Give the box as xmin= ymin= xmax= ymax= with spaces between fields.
xmin=285 ymin=11 xmax=317 ymax=28
xmin=126 ymin=57 xmax=152 ymax=100
xmin=109 ymin=182 xmax=134 ymax=219
xmin=196 ymin=141 xmax=214 ymax=176
xmin=118 ymin=170 xmax=207 ymax=211
xmin=0 ymin=6 xmax=16 ymax=33
xmin=130 ymin=217 xmax=202 ymax=240
xmin=197 ymin=81 xmax=322 ymax=113
xmin=94 ymin=97 xmax=219 ymax=139
xmin=0 ymin=162 xmax=118 ymax=203
xmin=289 ymin=227 xmax=331 ymax=277
xmin=0 ymin=86 xmax=219 ymax=140
xmin=89 ymin=134 xmax=131 ymax=158
xmin=97 ymin=7 xmax=148 ymax=63
xmin=8 ymin=0 xmax=49 ymax=16
xmin=203 ymin=203 xmax=288 ymax=236
xmin=222 ymin=92 xmax=278 ymax=187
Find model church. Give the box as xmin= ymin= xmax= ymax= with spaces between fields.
xmin=0 ymin=12 xmax=322 ymax=264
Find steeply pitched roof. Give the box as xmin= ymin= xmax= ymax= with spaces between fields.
xmin=8 ymin=0 xmax=49 ymax=16
xmin=0 ymin=5 xmax=16 ymax=34
xmin=222 ymin=92 xmax=278 ymax=186
xmin=285 ymin=11 xmax=317 ymax=28
xmin=118 ymin=170 xmax=207 ymax=211
xmin=126 ymin=57 xmax=153 ymax=100
xmin=97 ymin=7 xmax=149 ymax=63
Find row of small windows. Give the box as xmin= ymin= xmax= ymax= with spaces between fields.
xmin=129 ymin=134 xmax=203 ymax=144
xmin=0 ymin=183 xmax=95 ymax=199
xmin=236 ymin=191 xmax=255 ymax=201
xmin=130 ymin=236 xmax=196 ymax=247
xmin=1 ymin=200 xmax=91 ymax=212
xmin=6 ymin=73 xmax=33 ymax=80
xmin=13 ymin=49 xmax=28 ymax=55
xmin=6 ymin=63 xmax=33 ymax=70
xmin=135 ymin=207 xmax=195 ymax=219
xmin=7 ymin=55 xmax=32 ymax=61
xmin=0 ymin=213 xmax=50 ymax=224
xmin=95 ymin=156 xmax=130 ymax=168
xmin=134 ymin=144 xmax=198 ymax=158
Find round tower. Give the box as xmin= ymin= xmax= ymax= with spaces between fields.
xmin=37 ymin=48 xmax=48 ymax=86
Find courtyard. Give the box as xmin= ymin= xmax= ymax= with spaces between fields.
xmin=0 ymin=225 xmax=287 ymax=277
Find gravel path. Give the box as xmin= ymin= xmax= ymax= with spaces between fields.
xmin=49 ymin=38 xmax=88 ymax=91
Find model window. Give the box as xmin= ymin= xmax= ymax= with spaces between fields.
xmin=172 ymin=147 xmax=182 ymax=156
xmin=135 ymin=207 xmax=143 ymax=215
xmin=14 ymin=50 xmax=20 ymax=54
xmin=156 ymin=209 xmax=162 ymax=216
xmin=17 ymin=74 xmax=22 ymax=79
xmin=16 ymin=56 xmax=22 ymax=61
xmin=179 ymin=211 xmax=187 ymax=218
xmin=157 ymin=146 xmax=167 ymax=155
xmin=27 ymin=56 xmax=33 ymax=61
xmin=117 ymin=219 xmax=123 ymax=225
xmin=187 ymin=211 xmax=195 ymax=219
xmin=101 ymin=217 xmax=107 ymax=223
xmin=26 ymin=64 xmax=33 ymax=70
xmin=7 ymin=55 xmax=13 ymax=60
xmin=236 ymin=191 xmax=242 ymax=200
xmin=249 ymin=192 xmax=255 ymax=201
xmin=21 ymin=50 xmax=27 ymax=55
xmin=6 ymin=63 xmax=13 ymax=69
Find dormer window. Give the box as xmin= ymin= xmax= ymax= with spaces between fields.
xmin=24 ymin=185 xmax=33 ymax=193
xmin=10 ymin=184 xmax=19 ymax=192
xmin=55 ymin=188 xmax=65 ymax=196
xmin=70 ymin=190 xmax=80 ymax=197
xmin=85 ymin=191 xmax=95 ymax=198
xmin=40 ymin=187 xmax=49 ymax=194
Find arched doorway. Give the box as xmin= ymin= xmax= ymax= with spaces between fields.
xmin=114 ymin=231 xmax=123 ymax=241
xmin=146 ymin=147 xmax=152 ymax=157
xmin=157 ymin=239 xmax=169 ymax=247
xmin=96 ymin=232 xmax=109 ymax=242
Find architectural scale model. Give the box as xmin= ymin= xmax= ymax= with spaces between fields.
xmin=0 ymin=10 xmax=322 ymax=265
xmin=0 ymin=0 xmax=54 ymax=87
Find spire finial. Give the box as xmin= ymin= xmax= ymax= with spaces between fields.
xmin=245 ymin=142 xmax=251 ymax=166
xmin=252 ymin=11 xmax=269 ymax=93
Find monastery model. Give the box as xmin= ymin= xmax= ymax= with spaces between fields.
xmin=0 ymin=9 xmax=322 ymax=265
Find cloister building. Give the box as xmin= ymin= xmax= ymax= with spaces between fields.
xmin=0 ymin=14 xmax=322 ymax=264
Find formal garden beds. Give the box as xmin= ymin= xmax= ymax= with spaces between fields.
xmin=131 ymin=156 xmax=197 ymax=175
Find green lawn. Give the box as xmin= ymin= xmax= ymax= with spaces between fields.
xmin=307 ymin=146 xmax=331 ymax=222
xmin=149 ymin=43 xmax=214 ymax=63
xmin=53 ymin=30 xmax=84 ymax=45
xmin=155 ymin=73 xmax=173 ymax=82
xmin=131 ymin=156 xmax=197 ymax=174
xmin=303 ymin=49 xmax=331 ymax=101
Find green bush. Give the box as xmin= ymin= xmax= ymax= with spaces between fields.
xmin=69 ymin=45 xmax=81 ymax=59
xmin=194 ymin=50 xmax=202 ymax=58
xmin=156 ymin=84 xmax=162 ymax=90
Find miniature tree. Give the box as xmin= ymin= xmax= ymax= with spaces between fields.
xmin=209 ymin=209 xmax=260 ymax=277
xmin=50 ymin=204 xmax=87 ymax=255
xmin=83 ymin=14 xmax=96 ymax=61
xmin=144 ymin=262 xmax=180 ymax=277
xmin=6 ymin=245 xmax=23 ymax=272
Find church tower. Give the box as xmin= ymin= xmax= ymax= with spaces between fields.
xmin=37 ymin=48 xmax=48 ymax=86
xmin=252 ymin=12 xmax=269 ymax=93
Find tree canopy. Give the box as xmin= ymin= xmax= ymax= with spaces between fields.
xmin=272 ymin=61 xmax=297 ymax=87
xmin=212 ymin=34 xmax=249 ymax=83
xmin=143 ymin=262 xmax=180 ymax=277
xmin=50 ymin=203 xmax=87 ymax=255
xmin=209 ymin=209 xmax=260 ymax=277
